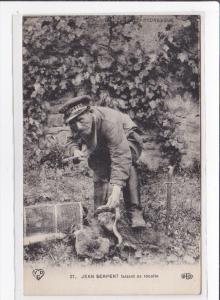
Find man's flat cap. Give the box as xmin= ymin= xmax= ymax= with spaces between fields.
xmin=59 ymin=95 xmax=91 ymax=123
xmin=59 ymin=95 xmax=91 ymax=114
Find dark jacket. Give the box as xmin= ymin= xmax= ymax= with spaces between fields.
xmin=68 ymin=106 xmax=143 ymax=187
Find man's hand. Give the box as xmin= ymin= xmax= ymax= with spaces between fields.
xmin=95 ymin=185 xmax=121 ymax=216
xmin=73 ymin=149 xmax=85 ymax=161
xmin=106 ymin=185 xmax=121 ymax=209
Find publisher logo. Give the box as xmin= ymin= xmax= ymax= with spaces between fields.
xmin=32 ymin=269 xmax=45 ymax=280
xmin=181 ymin=273 xmax=193 ymax=280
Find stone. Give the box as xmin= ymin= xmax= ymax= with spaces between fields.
xmin=47 ymin=114 xmax=64 ymax=127
xmin=74 ymin=227 xmax=110 ymax=260
xmin=44 ymin=126 xmax=70 ymax=135
xmin=97 ymin=211 xmax=115 ymax=232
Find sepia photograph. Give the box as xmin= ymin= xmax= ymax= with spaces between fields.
xmin=21 ymin=14 xmax=201 ymax=295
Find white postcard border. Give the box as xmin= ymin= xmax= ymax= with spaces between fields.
xmin=0 ymin=1 xmax=218 ymax=300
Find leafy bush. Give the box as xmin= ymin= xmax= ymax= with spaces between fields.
xmin=23 ymin=15 xmax=200 ymax=171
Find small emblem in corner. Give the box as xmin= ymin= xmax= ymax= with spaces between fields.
xmin=32 ymin=269 xmax=45 ymax=280
xmin=181 ymin=273 xmax=193 ymax=280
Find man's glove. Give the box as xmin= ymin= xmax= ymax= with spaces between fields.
xmin=106 ymin=185 xmax=121 ymax=209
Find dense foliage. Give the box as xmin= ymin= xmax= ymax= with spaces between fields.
xmin=23 ymin=15 xmax=200 ymax=170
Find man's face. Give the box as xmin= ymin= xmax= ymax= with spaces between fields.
xmin=69 ymin=111 xmax=93 ymax=138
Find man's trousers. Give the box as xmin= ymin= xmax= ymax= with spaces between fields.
xmin=89 ymin=146 xmax=142 ymax=213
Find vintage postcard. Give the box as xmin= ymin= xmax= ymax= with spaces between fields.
xmin=14 ymin=12 xmax=203 ymax=296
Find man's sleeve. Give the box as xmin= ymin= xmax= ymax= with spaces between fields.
xmin=103 ymin=120 xmax=132 ymax=187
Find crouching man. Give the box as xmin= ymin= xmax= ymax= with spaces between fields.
xmin=59 ymin=95 xmax=145 ymax=228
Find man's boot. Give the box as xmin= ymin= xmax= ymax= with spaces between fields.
xmin=130 ymin=207 xmax=146 ymax=229
xmin=123 ymin=165 xmax=146 ymax=229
